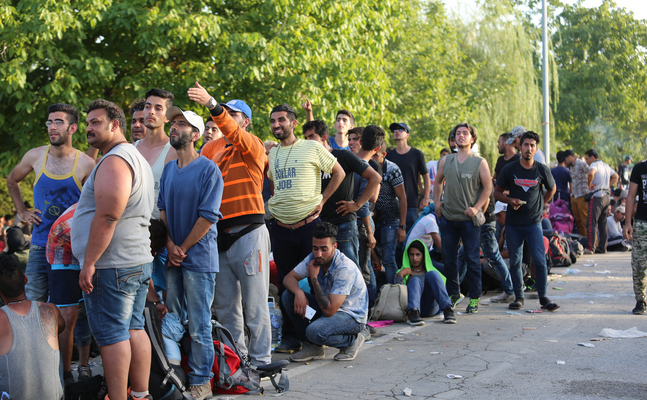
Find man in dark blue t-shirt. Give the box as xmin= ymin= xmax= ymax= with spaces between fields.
xmin=551 ymin=150 xmax=572 ymax=205
xmin=494 ymin=131 xmax=559 ymax=312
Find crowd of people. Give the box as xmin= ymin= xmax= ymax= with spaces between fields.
xmin=1 ymin=83 xmax=646 ymax=400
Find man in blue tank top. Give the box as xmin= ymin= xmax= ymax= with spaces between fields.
xmin=6 ymin=103 xmax=96 ymax=386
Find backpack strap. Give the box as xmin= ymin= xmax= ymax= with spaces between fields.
xmin=143 ymin=308 xmax=190 ymax=399
xmin=398 ymin=285 xmax=408 ymax=316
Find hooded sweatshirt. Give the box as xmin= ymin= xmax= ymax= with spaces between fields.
xmin=397 ymin=239 xmax=446 ymax=285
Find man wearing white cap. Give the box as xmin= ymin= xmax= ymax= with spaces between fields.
xmin=158 ymin=106 xmax=224 ymax=400
xmin=506 ymin=126 xmax=546 ymax=164
xmin=607 ymin=205 xmax=630 ymax=252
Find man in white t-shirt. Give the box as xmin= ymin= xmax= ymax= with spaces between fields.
xmin=607 ymin=205 xmax=630 ymax=252
xmin=584 ymin=149 xmax=618 ymax=254
xmin=405 ymin=213 xmax=441 ymax=253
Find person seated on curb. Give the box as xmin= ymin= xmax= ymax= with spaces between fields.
xmin=282 ymin=222 xmax=368 ymax=362
xmin=397 ymin=239 xmax=455 ymax=326
xmin=607 ymin=205 xmax=631 ymax=252
xmin=0 ymin=253 xmax=65 ymax=400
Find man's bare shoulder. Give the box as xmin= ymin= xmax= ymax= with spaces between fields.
xmin=164 ymin=146 xmax=178 ymax=165
xmin=76 ymin=151 xmax=97 ymax=176
xmin=37 ymin=302 xmax=59 ymax=340
xmin=22 ymin=146 xmax=48 ymax=165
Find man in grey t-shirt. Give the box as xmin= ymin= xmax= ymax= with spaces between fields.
xmin=584 ymin=149 xmax=618 ymax=254
xmin=72 ymin=99 xmax=154 ymax=400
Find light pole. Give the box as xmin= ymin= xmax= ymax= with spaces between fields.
xmin=542 ymin=0 xmax=550 ymax=164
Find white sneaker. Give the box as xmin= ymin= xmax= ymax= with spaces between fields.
xmin=490 ymin=292 xmax=515 ymax=303
xmin=334 ymin=334 xmax=365 ymax=361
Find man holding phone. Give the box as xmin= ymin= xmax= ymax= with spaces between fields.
xmin=282 ymin=222 xmax=368 ymax=362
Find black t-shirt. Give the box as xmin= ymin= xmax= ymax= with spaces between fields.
xmin=353 ymin=159 xmax=382 ymax=215
xmin=496 ymin=160 xmax=555 ymax=226
xmin=321 ymin=149 xmax=368 ymax=225
xmin=494 ymin=153 xmax=521 ymax=179
xmin=630 ymin=161 xmax=647 ymax=221
xmin=386 ymin=147 xmax=428 ymax=208
xmin=619 ymin=163 xmax=629 ymax=186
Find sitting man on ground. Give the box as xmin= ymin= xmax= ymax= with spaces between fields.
xmin=282 ymin=222 xmax=368 ymax=362
xmin=397 ymin=239 xmax=455 ymax=326
xmin=607 ymin=205 xmax=631 ymax=252
xmin=0 ymin=253 xmax=65 ymax=400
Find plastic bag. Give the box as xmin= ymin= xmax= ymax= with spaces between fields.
xmin=598 ymin=327 xmax=647 ymax=338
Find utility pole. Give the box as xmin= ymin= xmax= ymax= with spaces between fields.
xmin=542 ymin=0 xmax=550 ymax=165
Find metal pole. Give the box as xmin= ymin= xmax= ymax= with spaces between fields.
xmin=542 ymin=0 xmax=550 ymax=165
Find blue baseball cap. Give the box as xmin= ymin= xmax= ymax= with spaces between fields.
xmin=223 ymin=100 xmax=252 ymax=120
xmin=389 ymin=122 xmax=410 ymax=133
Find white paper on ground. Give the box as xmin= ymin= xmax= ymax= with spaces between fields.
xmin=599 ymin=327 xmax=647 ymax=338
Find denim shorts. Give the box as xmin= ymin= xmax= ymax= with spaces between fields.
xmin=83 ymin=263 xmax=152 ymax=346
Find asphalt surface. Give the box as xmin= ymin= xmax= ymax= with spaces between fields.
xmin=74 ymin=251 xmax=647 ymax=399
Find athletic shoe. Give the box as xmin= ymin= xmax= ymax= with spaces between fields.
xmin=407 ymin=308 xmax=425 ymax=326
xmin=274 ymin=337 xmax=302 ymax=353
xmin=77 ymin=365 xmax=93 ymax=380
xmin=509 ymin=297 xmax=524 ymax=310
xmin=368 ymin=325 xmax=377 ymax=335
xmin=540 ymin=297 xmax=560 ymax=312
xmin=360 ymin=325 xmax=372 ymax=341
xmin=450 ymin=293 xmax=465 ymax=308
xmin=583 ymin=249 xmax=594 ymax=255
xmin=466 ymin=298 xmax=479 ymax=314
xmin=633 ymin=301 xmax=646 ymax=315
xmin=188 ymin=382 xmax=212 ymax=400
xmin=490 ymin=292 xmax=515 ymax=303
xmin=289 ymin=342 xmax=325 ymax=362
xmin=443 ymin=306 xmax=457 ymax=324
xmin=334 ymin=334 xmax=364 ymax=361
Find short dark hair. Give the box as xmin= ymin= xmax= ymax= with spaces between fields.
xmin=521 ymin=131 xmax=541 ymax=146
xmin=336 ymin=110 xmax=355 ymax=125
xmin=556 ymin=150 xmax=565 ymax=163
xmin=0 ymin=253 xmax=24 ymax=298
xmin=145 ymin=89 xmax=175 ymax=109
xmin=440 ymin=148 xmax=450 ymax=156
xmin=129 ymin=98 xmax=146 ymax=115
xmin=347 ymin=127 xmax=364 ymax=137
xmin=4 ymin=214 xmax=13 ymax=221
xmin=361 ymin=125 xmax=385 ymax=151
xmin=270 ymin=104 xmax=297 ymax=121
xmin=149 ymin=219 xmax=167 ymax=255
xmin=302 ymin=120 xmax=329 ymax=138
xmin=85 ymin=99 xmax=127 ymax=135
xmin=499 ymin=132 xmax=511 ymax=141
xmin=313 ymin=222 xmax=338 ymax=244
xmin=449 ymin=123 xmax=477 ymax=148
xmin=585 ymin=149 xmax=599 ymax=159
xmin=48 ymin=103 xmax=79 ymax=125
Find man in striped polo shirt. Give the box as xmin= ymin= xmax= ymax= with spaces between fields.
xmin=267 ymin=104 xmax=345 ymax=353
xmin=189 ymin=82 xmax=274 ymax=366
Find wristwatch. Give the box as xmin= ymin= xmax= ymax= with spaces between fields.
xmin=399 ymin=225 xmax=406 ymax=230
xmin=207 ymin=97 xmax=217 ymax=110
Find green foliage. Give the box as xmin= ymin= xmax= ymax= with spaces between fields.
xmin=552 ymin=0 xmax=647 ymax=164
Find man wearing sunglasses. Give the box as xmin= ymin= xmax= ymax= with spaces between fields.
xmin=6 ymin=103 xmax=96 ymax=386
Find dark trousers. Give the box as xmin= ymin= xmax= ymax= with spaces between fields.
xmin=587 ymin=195 xmax=610 ymax=252
xmin=270 ymin=218 xmax=320 ymax=341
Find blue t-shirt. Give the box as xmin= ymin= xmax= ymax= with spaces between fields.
xmin=158 ymin=157 xmax=223 ymax=272
xmin=293 ymin=250 xmax=368 ymax=324
xmin=329 ymin=136 xmax=350 ymax=150
xmin=550 ymin=166 xmax=571 ymax=195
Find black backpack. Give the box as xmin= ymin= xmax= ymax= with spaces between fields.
xmin=143 ymin=304 xmax=190 ymax=400
xmin=544 ymin=231 xmax=572 ymax=268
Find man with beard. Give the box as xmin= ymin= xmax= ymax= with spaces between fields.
xmin=493 ymin=132 xmax=520 ymax=181
xmin=266 ymin=104 xmax=344 ymax=353
xmin=129 ymin=99 xmax=147 ymax=143
xmin=135 ymin=89 xmax=178 ymax=220
xmin=73 ymin=99 xmax=155 ymax=400
xmin=6 ymin=103 xmax=95 ymax=386
xmin=282 ymin=222 xmax=368 ymax=362
xmin=158 ymin=106 xmax=223 ymax=400
xmin=494 ymin=131 xmax=559 ymax=312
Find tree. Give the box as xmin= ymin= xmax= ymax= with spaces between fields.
xmin=0 ymin=0 xmax=402 ymax=176
xmin=552 ymin=0 xmax=647 ymax=163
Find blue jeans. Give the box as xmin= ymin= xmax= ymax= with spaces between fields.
xmin=357 ymin=221 xmax=377 ymax=307
xmin=24 ymin=245 xmax=49 ymax=302
xmin=440 ymin=216 xmax=481 ymax=298
xmin=406 ymin=271 xmax=452 ymax=317
xmin=282 ymin=290 xmax=362 ymax=349
xmin=75 ymin=300 xmax=92 ymax=348
xmin=376 ymin=220 xmax=399 ymax=284
xmin=480 ymin=221 xmax=513 ymax=295
xmin=84 ymin=263 xmax=152 ymax=347
xmin=506 ymin=223 xmax=548 ymax=299
xmin=406 ymin=207 xmax=419 ymax=233
xmin=166 ymin=267 xmax=216 ymax=385
xmin=335 ymin=221 xmax=359 ymax=267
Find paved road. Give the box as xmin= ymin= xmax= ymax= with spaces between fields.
xmin=258 ymin=252 xmax=647 ymax=399
xmin=75 ymin=252 xmax=646 ymax=399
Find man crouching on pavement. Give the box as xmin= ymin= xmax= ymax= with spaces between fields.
xmin=282 ymin=222 xmax=368 ymax=362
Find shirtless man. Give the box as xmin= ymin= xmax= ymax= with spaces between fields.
xmin=6 ymin=103 xmax=95 ymax=386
